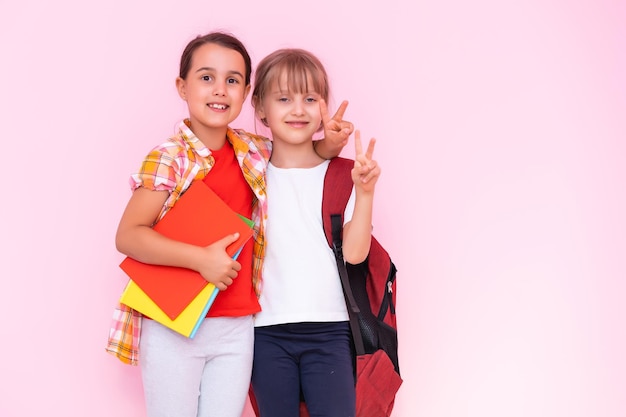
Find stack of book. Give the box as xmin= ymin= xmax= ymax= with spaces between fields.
xmin=118 ymin=180 xmax=254 ymax=338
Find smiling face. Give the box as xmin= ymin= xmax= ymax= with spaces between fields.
xmin=176 ymin=42 xmax=250 ymax=147
xmin=252 ymin=49 xmax=330 ymax=148
xmin=256 ymin=71 xmax=323 ymax=146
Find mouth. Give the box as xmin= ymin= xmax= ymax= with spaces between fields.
xmin=208 ymin=103 xmax=228 ymax=110
xmin=286 ymin=121 xmax=309 ymax=128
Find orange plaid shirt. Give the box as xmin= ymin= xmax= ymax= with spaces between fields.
xmin=106 ymin=120 xmax=271 ymax=365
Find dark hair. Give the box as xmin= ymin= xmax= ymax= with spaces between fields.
xmin=179 ymin=32 xmax=252 ymax=85
xmin=252 ymin=48 xmax=330 ymax=110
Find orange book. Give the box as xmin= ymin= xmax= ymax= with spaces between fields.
xmin=119 ymin=180 xmax=254 ymax=320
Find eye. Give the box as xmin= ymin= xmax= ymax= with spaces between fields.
xmin=201 ymin=75 xmax=213 ymax=82
xmin=227 ymin=77 xmax=240 ymax=84
xmin=305 ymin=96 xmax=318 ymax=103
xmin=278 ymin=97 xmax=289 ymax=103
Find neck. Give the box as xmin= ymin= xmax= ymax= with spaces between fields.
xmin=270 ymin=141 xmax=323 ymax=168
xmin=188 ymin=119 xmax=229 ymax=150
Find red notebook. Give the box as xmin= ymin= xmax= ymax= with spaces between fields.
xmin=119 ymin=180 xmax=254 ymax=320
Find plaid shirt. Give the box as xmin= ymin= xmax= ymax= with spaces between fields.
xmin=106 ymin=120 xmax=271 ymax=365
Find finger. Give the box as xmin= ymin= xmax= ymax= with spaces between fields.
xmin=217 ymin=233 xmax=240 ymax=248
xmin=354 ymin=130 xmax=363 ymax=156
xmin=338 ymin=121 xmax=354 ymax=137
xmin=361 ymin=163 xmax=380 ymax=183
xmin=226 ymin=266 xmax=238 ymax=278
xmin=364 ymin=138 xmax=376 ymax=160
xmin=331 ymin=100 xmax=349 ymax=121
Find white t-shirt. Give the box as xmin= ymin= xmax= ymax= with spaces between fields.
xmin=254 ymin=160 xmax=356 ymax=327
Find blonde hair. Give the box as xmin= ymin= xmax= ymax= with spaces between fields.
xmin=252 ymin=48 xmax=330 ymax=124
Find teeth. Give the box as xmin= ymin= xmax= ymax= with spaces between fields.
xmin=209 ymin=104 xmax=227 ymax=110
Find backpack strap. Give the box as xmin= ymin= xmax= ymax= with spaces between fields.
xmin=331 ymin=214 xmax=366 ymax=356
xmin=322 ymin=157 xmax=366 ymax=355
xmin=322 ymin=157 xmax=354 ymax=248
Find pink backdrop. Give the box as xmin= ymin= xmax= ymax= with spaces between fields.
xmin=1 ymin=0 xmax=624 ymax=416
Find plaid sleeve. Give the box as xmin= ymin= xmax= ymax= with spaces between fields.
xmin=129 ymin=147 xmax=179 ymax=192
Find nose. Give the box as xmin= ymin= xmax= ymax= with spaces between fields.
xmin=213 ymin=81 xmax=227 ymax=96
xmin=291 ymin=100 xmax=305 ymax=116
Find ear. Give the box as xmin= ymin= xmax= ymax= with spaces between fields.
xmin=175 ymin=77 xmax=187 ymax=101
xmin=255 ymin=101 xmax=269 ymax=127
xmin=255 ymin=103 xmax=266 ymax=121
xmin=243 ymin=84 xmax=251 ymax=102
xmin=252 ymin=95 xmax=265 ymax=118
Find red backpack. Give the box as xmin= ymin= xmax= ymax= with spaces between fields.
xmin=322 ymin=157 xmax=402 ymax=417
xmin=250 ymin=157 xmax=402 ymax=417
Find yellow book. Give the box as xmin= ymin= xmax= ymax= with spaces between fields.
xmin=120 ymin=280 xmax=218 ymax=338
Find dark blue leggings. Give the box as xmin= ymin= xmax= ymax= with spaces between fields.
xmin=252 ymin=322 xmax=356 ymax=417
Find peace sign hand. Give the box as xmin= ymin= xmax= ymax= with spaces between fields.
xmin=321 ymin=99 xmax=354 ymax=150
xmin=352 ymin=130 xmax=380 ymax=193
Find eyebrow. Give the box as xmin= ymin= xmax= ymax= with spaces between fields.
xmin=270 ymin=89 xmax=319 ymax=95
xmin=194 ymin=67 xmax=244 ymax=79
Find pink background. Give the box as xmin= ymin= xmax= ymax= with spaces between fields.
xmin=1 ymin=0 xmax=624 ymax=416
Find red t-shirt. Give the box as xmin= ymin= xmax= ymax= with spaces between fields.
xmin=202 ymin=140 xmax=261 ymax=317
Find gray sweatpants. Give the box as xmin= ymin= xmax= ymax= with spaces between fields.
xmin=139 ymin=316 xmax=254 ymax=417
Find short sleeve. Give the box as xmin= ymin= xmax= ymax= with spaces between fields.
xmin=129 ymin=147 xmax=179 ymax=192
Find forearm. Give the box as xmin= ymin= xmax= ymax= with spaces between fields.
xmin=116 ymin=226 xmax=205 ymax=270
xmin=342 ymin=191 xmax=374 ymax=264
xmin=313 ymin=138 xmax=343 ymax=160
xmin=115 ymin=187 xmax=203 ymax=270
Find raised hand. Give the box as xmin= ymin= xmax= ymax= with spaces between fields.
xmin=352 ymin=130 xmax=380 ymax=193
xmin=320 ymin=99 xmax=354 ymax=150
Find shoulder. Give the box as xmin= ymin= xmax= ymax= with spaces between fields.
xmin=232 ymin=128 xmax=272 ymax=154
xmin=148 ymin=136 xmax=186 ymax=157
xmin=137 ymin=134 xmax=194 ymax=179
xmin=327 ymin=156 xmax=354 ymax=175
xmin=146 ymin=120 xmax=209 ymax=160
xmin=146 ymin=128 xmax=204 ymax=163
xmin=229 ymin=129 xmax=272 ymax=169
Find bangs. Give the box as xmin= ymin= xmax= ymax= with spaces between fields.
xmin=270 ymin=55 xmax=328 ymax=98
xmin=281 ymin=62 xmax=321 ymax=94
xmin=252 ymin=48 xmax=330 ymax=105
